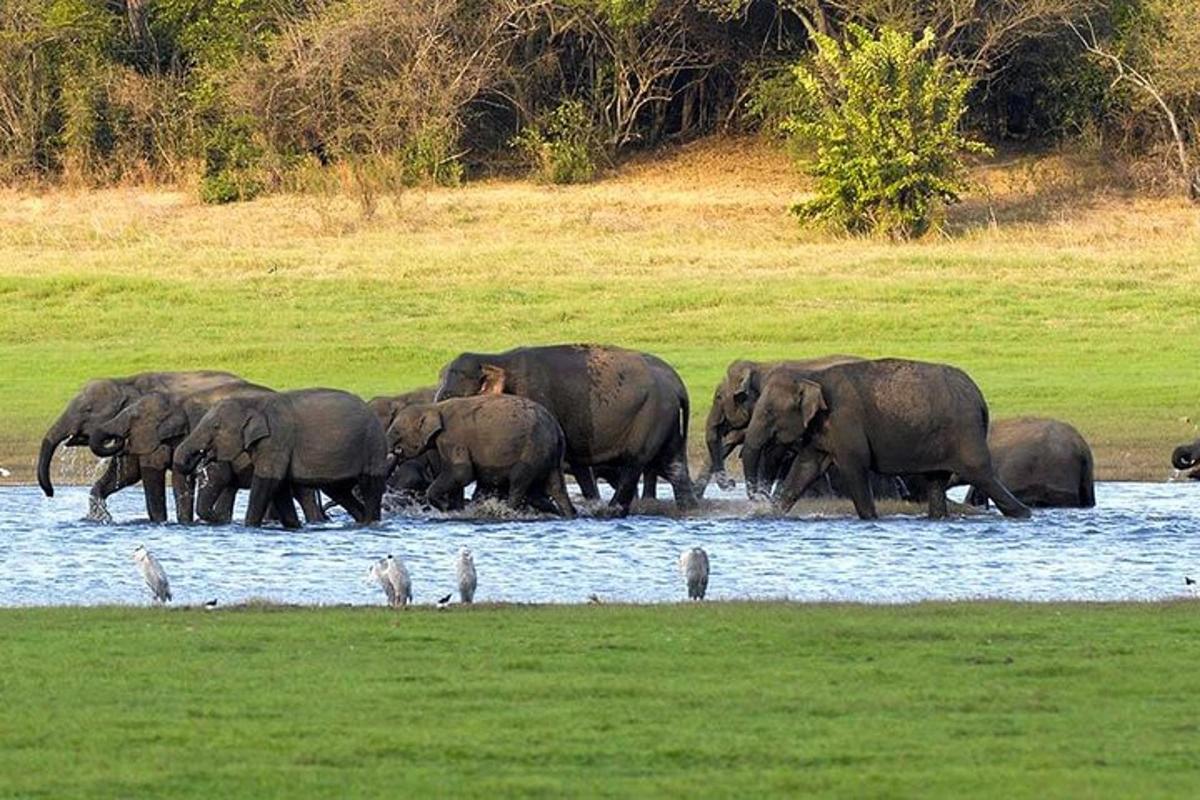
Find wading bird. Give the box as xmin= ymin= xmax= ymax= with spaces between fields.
xmin=678 ymin=547 xmax=709 ymax=600
xmin=133 ymin=545 xmax=171 ymax=603
xmin=456 ymin=547 xmax=477 ymax=603
xmin=370 ymin=555 xmax=411 ymax=608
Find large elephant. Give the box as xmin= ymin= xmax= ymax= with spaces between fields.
xmin=741 ymin=358 xmax=1031 ymax=520
xmin=37 ymin=371 xmax=244 ymax=522
xmin=174 ymin=389 xmax=389 ymax=527
xmin=386 ymin=395 xmax=575 ymax=517
xmin=964 ymin=417 xmax=1096 ymax=508
xmin=435 ymin=344 xmax=694 ymax=514
xmin=696 ymin=355 xmax=863 ymax=497
xmin=89 ymin=388 xmax=328 ymax=524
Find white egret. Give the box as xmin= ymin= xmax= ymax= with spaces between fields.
xmin=370 ymin=555 xmax=411 ymax=608
xmin=678 ymin=547 xmax=709 ymax=600
xmin=132 ymin=545 xmax=172 ymax=603
xmin=456 ymin=547 xmax=477 ymax=603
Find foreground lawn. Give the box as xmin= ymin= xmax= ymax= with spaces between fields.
xmin=1 ymin=140 xmax=1198 ymax=479
xmin=1 ymin=602 xmax=1198 ymax=797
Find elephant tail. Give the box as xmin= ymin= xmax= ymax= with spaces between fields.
xmin=1079 ymin=449 xmax=1096 ymax=508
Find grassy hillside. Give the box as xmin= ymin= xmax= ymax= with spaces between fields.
xmin=2 ymin=602 xmax=1199 ymax=798
xmin=2 ymin=139 xmax=1198 ymax=481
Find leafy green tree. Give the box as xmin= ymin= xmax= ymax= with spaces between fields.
xmin=771 ymin=24 xmax=988 ymax=238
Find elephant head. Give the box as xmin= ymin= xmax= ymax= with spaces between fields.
xmin=386 ymin=404 xmax=444 ymax=460
xmin=741 ymin=372 xmax=827 ymax=498
xmin=1172 ymin=438 xmax=1200 ymax=479
xmin=701 ymin=361 xmax=765 ymax=490
xmin=436 ymin=354 xmax=507 ymax=400
xmin=173 ymin=398 xmax=269 ymax=476
xmin=369 ymin=387 xmax=438 ymax=432
xmin=89 ymin=392 xmax=189 ymax=459
xmin=38 ymin=379 xmax=138 ymax=497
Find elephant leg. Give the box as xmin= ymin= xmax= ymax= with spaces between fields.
xmin=641 ymin=470 xmax=657 ymax=500
xmin=506 ymin=464 xmax=538 ymax=511
xmin=544 ymin=467 xmax=577 ymax=518
xmin=960 ymin=464 xmax=1032 ymax=519
xmin=172 ymin=468 xmax=196 ymax=524
xmin=271 ymin=484 xmax=303 ymax=530
xmin=841 ymin=463 xmax=879 ymax=521
xmin=323 ymin=483 xmax=367 ymax=523
xmin=195 ymin=462 xmax=234 ymax=523
xmin=357 ymin=476 xmax=385 ymax=524
xmin=775 ymin=454 xmax=832 ymax=513
xmin=571 ymin=460 xmax=600 ymax=500
xmin=427 ymin=465 xmax=471 ymax=512
xmin=963 ymin=485 xmax=988 ymax=508
xmin=926 ymin=472 xmax=951 ymax=519
xmin=88 ymin=455 xmax=142 ymax=522
xmin=245 ymin=475 xmax=281 ymax=527
xmin=141 ymin=465 xmax=169 ymax=523
xmin=295 ymin=487 xmax=328 ymax=524
xmin=609 ymin=467 xmax=641 ymax=516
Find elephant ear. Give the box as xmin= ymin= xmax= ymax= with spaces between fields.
xmin=418 ymin=409 xmax=444 ymax=450
xmin=242 ymin=412 xmax=270 ymax=450
xmin=480 ymin=364 xmax=506 ymax=395
xmin=155 ymin=409 xmax=189 ymax=444
xmin=731 ymin=364 xmax=757 ymax=403
xmin=794 ymin=379 xmax=828 ymax=431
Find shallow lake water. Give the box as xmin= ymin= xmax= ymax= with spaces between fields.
xmin=1 ymin=481 xmax=1198 ymax=606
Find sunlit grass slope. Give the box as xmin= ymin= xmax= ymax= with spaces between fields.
xmin=2 ymin=139 xmax=1197 ymax=480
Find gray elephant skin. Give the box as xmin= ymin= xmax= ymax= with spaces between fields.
xmin=387 ymin=395 xmax=575 ymax=517
xmin=38 ymin=371 xmax=245 ymax=521
xmin=174 ymin=389 xmax=388 ymax=527
xmin=436 ymin=344 xmax=694 ymax=514
xmin=90 ymin=388 xmax=328 ymax=524
xmin=369 ymin=387 xmax=441 ymax=498
xmin=961 ymin=417 xmax=1095 ymax=508
xmin=741 ymin=358 xmax=1031 ymax=519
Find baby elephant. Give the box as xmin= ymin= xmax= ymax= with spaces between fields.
xmin=174 ymin=389 xmax=389 ymax=527
xmin=387 ymin=396 xmax=575 ymax=517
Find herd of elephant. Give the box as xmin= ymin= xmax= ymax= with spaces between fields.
xmin=36 ymin=343 xmax=1138 ymax=528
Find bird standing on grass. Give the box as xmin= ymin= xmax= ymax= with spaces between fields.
xmin=133 ymin=545 xmax=171 ymax=603
xmin=678 ymin=547 xmax=709 ymax=600
xmin=370 ymin=555 xmax=411 ymax=608
xmin=456 ymin=547 xmax=477 ymax=603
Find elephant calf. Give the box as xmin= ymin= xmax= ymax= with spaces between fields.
xmin=174 ymin=389 xmax=389 ymax=527
xmin=386 ymin=396 xmax=575 ymax=517
xmin=965 ymin=417 xmax=1096 ymax=508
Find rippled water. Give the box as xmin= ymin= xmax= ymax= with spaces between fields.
xmin=1 ymin=481 xmax=1198 ymax=606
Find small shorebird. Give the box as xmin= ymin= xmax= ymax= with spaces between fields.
xmin=132 ymin=545 xmax=172 ymax=603
xmin=678 ymin=547 xmax=710 ymax=601
xmin=456 ymin=547 xmax=477 ymax=603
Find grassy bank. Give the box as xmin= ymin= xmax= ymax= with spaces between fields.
xmin=2 ymin=139 xmax=1198 ymax=481
xmin=1 ymin=602 xmax=1198 ymax=797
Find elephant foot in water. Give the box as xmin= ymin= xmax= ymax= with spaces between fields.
xmin=86 ymin=495 xmax=113 ymax=524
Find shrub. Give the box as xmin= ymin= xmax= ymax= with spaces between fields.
xmin=199 ymin=118 xmax=262 ymax=204
xmin=766 ymin=25 xmax=989 ymax=239
xmin=512 ymin=100 xmax=604 ymax=184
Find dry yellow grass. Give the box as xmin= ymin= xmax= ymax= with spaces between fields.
xmin=1 ymin=137 xmax=1197 ymax=482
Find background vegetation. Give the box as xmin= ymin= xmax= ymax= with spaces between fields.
xmin=1 ymin=0 xmax=1197 ymax=199
xmin=2 ymin=601 xmax=1199 ymax=797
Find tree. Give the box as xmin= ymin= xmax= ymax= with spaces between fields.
xmin=776 ymin=24 xmax=988 ymax=238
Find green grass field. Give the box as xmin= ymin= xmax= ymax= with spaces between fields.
xmin=2 ymin=140 xmax=1198 ymax=480
xmin=1 ymin=602 xmax=1198 ymax=798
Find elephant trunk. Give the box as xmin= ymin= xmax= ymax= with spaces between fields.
xmin=89 ymin=424 xmax=127 ymax=458
xmin=173 ymin=440 xmax=205 ymax=476
xmin=37 ymin=411 xmax=76 ymax=497
xmin=741 ymin=441 xmax=763 ymax=500
xmin=1172 ymin=442 xmax=1200 ymax=470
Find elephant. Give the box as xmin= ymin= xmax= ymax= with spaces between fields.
xmin=741 ymin=358 xmax=1032 ymax=520
xmin=696 ymin=355 xmax=916 ymax=503
xmin=435 ymin=344 xmax=694 ymax=515
xmin=368 ymin=387 xmax=442 ymax=499
xmin=386 ymin=395 xmax=575 ymax=517
xmin=963 ymin=417 xmax=1096 ymax=508
xmin=1173 ymin=437 xmax=1200 ymax=480
xmin=173 ymin=389 xmax=389 ymax=527
xmin=37 ymin=371 xmax=245 ymax=522
xmin=697 ymin=355 xmax=863 ymax=497
xmin=89 ymin=388 xmax=328 ymax=524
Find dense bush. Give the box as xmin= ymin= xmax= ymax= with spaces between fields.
xmin=764 ymin=26 xmax=988 ymax=238
xmin=512 ymin=99 xmax=604 ymax=183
